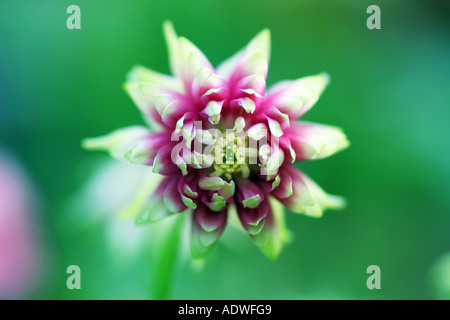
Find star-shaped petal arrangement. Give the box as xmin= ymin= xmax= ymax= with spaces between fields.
xmin=84 ymin=22 xmax=349 ymax=260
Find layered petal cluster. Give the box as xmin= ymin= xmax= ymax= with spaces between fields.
xmin=84 ymin=22 xmax=349 ymax=259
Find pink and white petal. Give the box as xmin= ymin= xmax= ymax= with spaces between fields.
xmin=272 ymin=168 xmax=293 ymax=199
xmin=236 ymin=197 xmax=270 ymax=236
xmin=236 ymin=179 xmax=265 ymax=209
xmin=261 ymin=144 xmax=285 ymax=178
xmin=178 ymin=173 xmax=200 ymax=198
xmin=124 ymin=82 xmax=187 ymax=128
xmin=279 ymin=136 xmax=296 ymax=164
xmin=264 ymin=73 xmax=330 ymax=120
xmin=287 ymin=122 xmax=349 ymax=161
xmin=201 ymin=100 xmax=224 ymax=125
xmin=195 ymin=203 xmax=228 ymax=233
xmin=192 ymin=67 xmax=228 ymax=103
xmin=163 ymin=21 xmax=215 ymax=91
xmin=152 ymin=144 xmax=179 ymax=176
xmin=239 ymin=197 xmax=291 ymax=260
xmin=280 ymin=167 xmax=345 ymax=218
xmin=178 ymin=37 xmax=215 ymax=88
xmin=277 ymin=166 xmax=314 ymax=209
xmin=200 ymin=192 xmax=227 ymax=212
xmin=233 ymin=73 xmax=266 ymax=98
xmin=191 ymin=204 xmax=227 ymax=258
xmin=163 ymin=176 xmax=188 ymax=214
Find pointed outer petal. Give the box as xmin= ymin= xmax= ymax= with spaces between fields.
xmin=236 ymin=179 xmax=265 ymax=209
xmin=152 ymin=144 xmax=178 ymax=175
xmin=124 ymin=82 xmax=188 ymax=128
xmin=230 ymin=97 xmax=256 ymax=114
xmin=191 ymin=204 xmax=227 ymax=258
xmin=280 ymin=167 xmax=345 ymax=217
xmin=82 ymin=126 xmax=157 ymax=164
xmin=218 ymin=180 xmax=235 ymax=201
xmin=164 ymin=21 xmax=215 ymax=90
xmin=124 ymin=82 xmax=165 ymax=122
xmin=163 ymin=21 xmax=182 ymax=77
xmin=264 ymin=73 xmax=330 ymax=120
xmin=217 ymin=29 xmax=270 ymax=82
xmin=247 ymin=123 xmax=268 ymax=141
xmin=272 ymin=168 xmax=293 ymax=199
xmin=126 ymin=64 xmax=183 ymax=93
xmin=154 ymin=93 xmax=176 ymax=115
xmin=201 ymin=100 xmax=224 ymax=124
xmin=236 ymin=196 xmax=270 ymax=237
xmin=198 ymin=176 xmax=225 ymax=191
xmin=286 ymin=122 xmax=350 ymax=161
xmin=279 ymin=136 xmax=296 ymax=164
xmin=179 ymin=37 xmax=215 ymax=87
xmin=233 ymin=73 xmax=266 ymax=98
xmin=135 ymin=179 xmax=171 ymax=224
xmin=252 ymin=197 xmax=292 ymax=260
xmin=201 ymin=192 xmax=226 ymax=212
xmin=163 ymin=176 xmax=187 ymax=214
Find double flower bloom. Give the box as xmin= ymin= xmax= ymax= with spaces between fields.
xmin=84 ymin=22 xmax=349 ymax=259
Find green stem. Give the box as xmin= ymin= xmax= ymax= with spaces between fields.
xmin=150 ymin=214 xmax=184 ymax=300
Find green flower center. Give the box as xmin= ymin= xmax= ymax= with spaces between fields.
xmin=209 ymin=132 xmax=250 ymax=180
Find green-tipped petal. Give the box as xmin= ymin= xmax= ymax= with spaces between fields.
xmin=282 ymin=168 xmax=346 ymax=218
xmin=254 ymin=197 xmax=292 ymax=260
xmin=202 ymin=100 xmax=224 ymax=125
xmin=242 ymin=195 xmax=262 ymax=209
xmin=248 ymin=123 xmax=268 ymax=141
xmin=198 ymin=176 xmax=225 ymax=191
xmin=82 ymin=126 xmax=151 ymax=164
xmin=289 ymin=122 xmax=350 ymax=160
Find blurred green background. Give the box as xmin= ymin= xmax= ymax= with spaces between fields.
xmin=1 ymin=0 xmax=449 ymax=299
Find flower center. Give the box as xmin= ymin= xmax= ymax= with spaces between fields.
xmin=209 ymin=131 xmax=250 ymax=180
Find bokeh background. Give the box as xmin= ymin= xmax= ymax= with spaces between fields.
xmin=1 ymin=0 xmax=449 ymax=299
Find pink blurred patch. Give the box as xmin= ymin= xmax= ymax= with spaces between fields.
xmin=0 ymin=151 xmax=41 ymax=299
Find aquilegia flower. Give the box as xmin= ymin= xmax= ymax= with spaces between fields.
xmin=84 ymin=22 xmax=349 ymax=259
